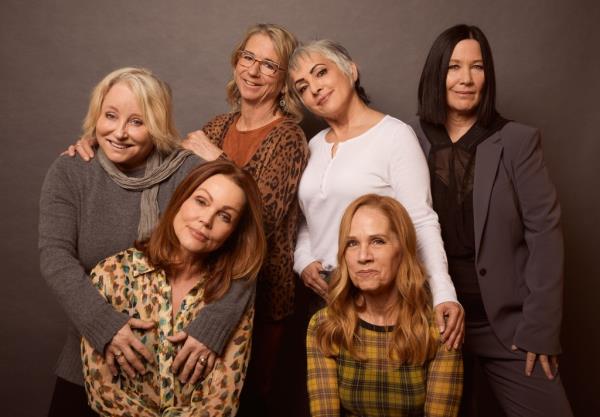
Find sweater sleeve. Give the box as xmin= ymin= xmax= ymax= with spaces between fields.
xmin=184 ymin=278 xmax=255 ymax=355
xmin=39 ymin=158 xmax=128 ymax=353
xmin=306 ymin=311 xmax=341 ymax=417
xmin=425 ymin=343 xmax=463 ymax=417
xmin=293 ymin=214 xmax=314 ymax=276
xmin=389 ymin=124 xmax=457 ymax=306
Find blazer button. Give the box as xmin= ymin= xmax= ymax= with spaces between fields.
xmin=479 ymin=268 xmax=487 ymax=276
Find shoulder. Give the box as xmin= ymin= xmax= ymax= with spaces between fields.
xmin=42 ymin=154 xmax=102 ymax=191
xmin=376 ymin=115 xmax=419 ymax=143
xmin=271 ymin=118 xmax=308 ymax=144
xmin=308 ymin=308 xmax=329 ymax=331
xmin=496 ymin=121 xmax=541 ymax=156
xmin=92 ymin=248 xmax=154 ymax=279
xmin=203 ymin=112 xmax=236 ymax=133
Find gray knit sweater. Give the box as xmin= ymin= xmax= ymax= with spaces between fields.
xmin=39 ymin=154 xmax=252 ymax=385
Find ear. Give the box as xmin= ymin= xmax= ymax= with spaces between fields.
xmin=350 ymin=62 xmax=358 ymax=83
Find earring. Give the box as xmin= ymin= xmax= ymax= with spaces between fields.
xmin=279 ymin=95 xmax=286 ymax=109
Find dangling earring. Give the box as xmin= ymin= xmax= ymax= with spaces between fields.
xmin=279 ymin=95 xmax=286 ymax=109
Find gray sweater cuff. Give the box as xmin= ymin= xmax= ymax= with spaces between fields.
xmin=185 ymin=278 xmax=255 ymax=355
xmin=82 ymin=305 xmax=130 ymax=353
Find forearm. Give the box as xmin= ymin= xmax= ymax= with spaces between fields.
xmin=185 ymin=278 xmax=255 ymax=355
xmin=293 ymin=219 xmax=315 ymax=275
xmin=425 ymin=345 xmax=463 ymax=417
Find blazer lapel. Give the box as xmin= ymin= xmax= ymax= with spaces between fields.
xmin=473 ymin=134 xmax=503 ymax=252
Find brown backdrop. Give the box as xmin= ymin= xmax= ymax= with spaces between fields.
xmin=1 ymin=0 xmax=598 ymax=416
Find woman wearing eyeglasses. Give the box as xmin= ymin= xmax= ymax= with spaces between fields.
xmin=182 ymin=23 xmax=309 ymax=415
xmin=66 ymin=24 xmax=307 ymax=415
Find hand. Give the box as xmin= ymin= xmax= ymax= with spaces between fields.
xmin=434 ymin=301 xmax=464 ymax=350
xmin=183 ymin=130 xmax=223 ymax=161
xmin=105 ymin=318 xmax=155 ymax=378
xmin=61 ymin=136 xmax=97 ymax=160
xmin=511 ymin=345 xmax=559 ymax=380
xmin=168 ymin=332 xmax=216 ymax=384
xmin=301 ymin=261 xmax=329 ymax=300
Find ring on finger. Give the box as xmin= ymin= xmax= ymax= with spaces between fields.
xmin=199 ymin=356 xmax=207 ymax=366
xmin=114 ymin=351 xmax=124 ymax=358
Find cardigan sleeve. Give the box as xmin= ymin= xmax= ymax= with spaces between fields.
xmin=389 ymin=124 xmax=457 ymax=306
xmin=509 ymin=129 xmax=564 ymax=354
xmin=306 ymin=311 xmax=341 ymax=417
xmin=424 ymin=343 xmax=463 ymax=417
xmin=39 ymin=157 xmax=128 ymax=354
xmin=252 ymin=122 xmax=309 ymax=239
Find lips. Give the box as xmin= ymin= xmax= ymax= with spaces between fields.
xmin=242 ymin=78 xmax=262 ymax=88
xmin=106 ymin=139 xmax=132 ymax=150
xmin=187 ymin=226 xmax=209 ymax=243
xmin=316 ymin=91 xmax=332 ymax=106
xmin=356 ymin=269 xmax=378 ymax=278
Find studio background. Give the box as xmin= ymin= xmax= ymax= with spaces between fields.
xmin=1 ymin=1 xmax=598 ymax=416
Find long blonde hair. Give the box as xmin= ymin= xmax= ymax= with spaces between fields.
xmin=225 ymin=23 xmax=303 ymax=121
xmin=316 ymin=194 xmax=438 ymax=363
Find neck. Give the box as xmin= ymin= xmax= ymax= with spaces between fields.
xmin=324 ymin=95 xmax=374 ymax=141
xmin=170 ymin=253 xmax=203 ymax=284
xmin=445 ymin=110 xmax=477 ymax=142
xmin=238 ymin=99 xmax=281 ymax=131
xmin=358 ymin=290 xmax=399 ymax=326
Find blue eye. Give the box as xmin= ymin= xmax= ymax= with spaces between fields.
xmin=129 ymin=118 xmax=144 ymax=127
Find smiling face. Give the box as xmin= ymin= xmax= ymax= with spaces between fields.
xmin=234 ymin=33 xmax=283 ymax=107
xmin=344 ymin=206 xmax=402 ymax=296
xmin=290 ymin=52 xmax=356 ymax=119
xmin=446 ymin=39 xmax=485 ymax=119
xmin=173 ymin=174 xmax=246 ymax=260
xmin=95 ymin=82 xmax=154 ymax=170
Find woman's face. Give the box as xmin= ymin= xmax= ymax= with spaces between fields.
xmin=95 ymin=82 xmax=154 ymax=170
xmin=290 ymin=53 xmax=356 ymax=119
xmin=344 ymin=206 xmax=402 ymax=296
xmin=446 ymin=39 xmax=485 ymax=118
xmin=173 ymin=174 xmax=246 ymax=259
xmin=234 ymin=33 xmax=283 ymax=107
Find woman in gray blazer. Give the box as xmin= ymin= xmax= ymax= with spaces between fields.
xmin=410 ymin=24 xmax=573 ymax=417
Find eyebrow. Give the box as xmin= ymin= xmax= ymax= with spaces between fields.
xmin=242 ymin=49 xmax=278 ymax=63
xmin=197 ymin=188 xmax=241 ymax=213
xmin=294 ymin=63 xmax=325 ymax=88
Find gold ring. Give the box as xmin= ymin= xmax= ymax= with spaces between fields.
xmin=199 ymin=356 xmax=207 ymax=365
xmin=114 ymin=351 xmax=124 ymax=358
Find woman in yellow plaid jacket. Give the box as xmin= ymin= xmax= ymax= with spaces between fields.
xmin=306 ymin=194 xmax=463 ymax=417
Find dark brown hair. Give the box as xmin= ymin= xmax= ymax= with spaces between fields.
xmin=136 ymin=160 xmax=266 ymax=302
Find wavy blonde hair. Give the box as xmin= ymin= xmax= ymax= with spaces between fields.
xmin=225 ymin=23 xmax=302 ymax=122
xmin=316 ymin=194 xmax=438 ymax=363
xmin=82 ymin=67 xmax=180 ymax=154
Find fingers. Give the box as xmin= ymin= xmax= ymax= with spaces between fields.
xmin=443 ymin=304 xmax=464 ymax=349
xmin=79 ymin=138 xmax=95 ymax=158
xmin=61 ymin=145 xmax=77 ymax=157
xmin=170 ymin=333 xmax=191 ymax=374
xmin=128 ymin=318 xmax=156 ymax=330
xmin=434 ymin=307 xmax=447 ymax=339
xmin=525 ymin=351 xmax=537 ymax=376
xmin=129 ymin=335 xmax=154 ymax=364
xmin=178 ymin=351 xmax=201 ymax=383
xmin=301 ymin=262 xmax=328 ymax=298
xmin=539 ymin=355 xmax=555 ymax=380
xmin=105 ymin=349 xmax=118 ymax=376
xmin=551 ymin=355 xmax=559 ymax=373
xmin=115 ymin=348 xmax=138 ymax=378
xmin=201 ymin=352 xmax=217 ymax=379
xmin=189 ymin=359 xmax=205 ymax=385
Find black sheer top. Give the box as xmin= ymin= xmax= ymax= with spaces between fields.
xmin=422 ymin=116 xmax=508 ymax=323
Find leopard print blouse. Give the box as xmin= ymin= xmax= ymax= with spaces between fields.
xmin=81 ymin=248 xmax=253 ymax=417
xmin=203 ymin=113 xmax=308 ymax=320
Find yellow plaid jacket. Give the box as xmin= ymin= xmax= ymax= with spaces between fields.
xmin=306 ymin=309 xmax=463 ymax=417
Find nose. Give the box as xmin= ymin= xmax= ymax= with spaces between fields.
xmin=114 ymin=122 xmax=129 ymax=140
xmin=247 ymin=59 xmax=261 ymax=76
xmin=198 ymin=210 xmax=215 ymax=230
xmin=357 ymin=244 xmax=373 ymax=264
xmin=309 ymin=81 xmax=322 ymax=96
xmin=459 ymin=67 xmax=473 ymax=85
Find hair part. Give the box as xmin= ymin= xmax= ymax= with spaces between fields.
xmin=288 ymin=39 xmax=370 ymax=105
xmin=316 ymin=194 xmax=437 ymax=364
xmin=82 ymin=67 xmax=181 ymax=154
xmin=225 ymin=23 xmax=303 ymax=122
xmin=137 ymin=160 xmax=266 ymax=302
xmin=417 ymin=24 xmax=498 ymax=127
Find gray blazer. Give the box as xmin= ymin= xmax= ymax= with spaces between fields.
xmin=410 ymin=120 xmax=564 ymax=355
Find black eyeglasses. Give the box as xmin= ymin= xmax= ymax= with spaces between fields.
xmin=237 ymin=50 xmax=286 ymax=76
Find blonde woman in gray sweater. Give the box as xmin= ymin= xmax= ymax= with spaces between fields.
xmin=39 ymin=67 xmax=252 ymax=416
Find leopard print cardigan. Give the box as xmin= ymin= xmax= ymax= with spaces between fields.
xmin=202 ymin=113 xmax=308 ymax=320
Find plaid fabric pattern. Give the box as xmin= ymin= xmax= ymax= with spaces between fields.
xmin=307 ymin=309 xmax=463 ymax=417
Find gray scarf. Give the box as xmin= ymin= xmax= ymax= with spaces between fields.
xmin=97 ymin=147 xmax=193 ymax=239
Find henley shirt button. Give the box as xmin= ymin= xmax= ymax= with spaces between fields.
xmin=479 ymin=268 xmax=487 ymax=276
